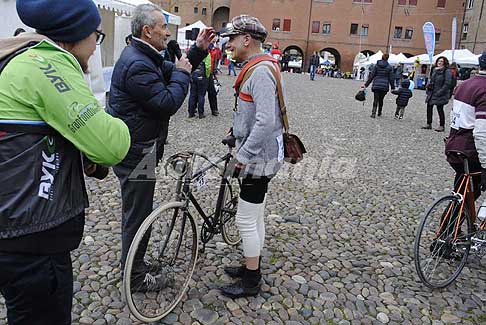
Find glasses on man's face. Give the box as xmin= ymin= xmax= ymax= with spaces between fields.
xmin=95 ymin=30 xmax=105 ymax=45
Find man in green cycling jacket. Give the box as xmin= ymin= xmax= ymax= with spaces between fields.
xmin=0 ymin=0 xmax=130 ymax=324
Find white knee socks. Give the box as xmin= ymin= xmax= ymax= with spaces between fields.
xmin=256 ymin=197 xmax=266 ymax=250
xmin=235 ymin=198 xmax=265 ymax=257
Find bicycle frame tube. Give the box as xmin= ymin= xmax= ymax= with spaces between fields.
xmin=158 ymin=206 xmax=180 ymax=260
xmin=188 ymin=192 xmax=215 ymax=230
xmin=192 ymin=153 xmax=232 ymax=181
xmin=434 ymin=174 xmax=470 ymax=241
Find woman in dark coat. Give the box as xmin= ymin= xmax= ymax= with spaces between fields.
xmin=422 ymin=56 xmax=452 ymax=132
xmin=363 ymin=53 xmax=395 ymax=118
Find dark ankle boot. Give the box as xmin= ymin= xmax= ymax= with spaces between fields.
xmin=224 ymin=265 xmax=245 ymax=278
xmin=224 ymin=257 xmax=261 ymax=278
xmin=371 ymin=105 xmax=377 ymax=118
xmin=220 ymin=268 xmax=261 ymax=298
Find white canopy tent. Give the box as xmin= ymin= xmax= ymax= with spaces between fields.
xmin=401 ymin=50 xmax=480 ymax=66
xmin=0 ymin=0 xmax=181 ymax=66
xmin=401 ymin=53 xmax=431 ymax=65
xmin=388 ymin=53 xmax=408 ymax=65
xmin=177 ymin=21 xmax=207 ymax=46
xmin=93 ymin=0 xmax=181 ymax=24
xmin=434 ymin=49 xmax=480 ymax=66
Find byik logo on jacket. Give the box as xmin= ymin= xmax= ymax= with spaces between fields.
xmin=30 ymin=55 xmax=71 ymax=93
xmin=38 ymin=136 xmax=59 ymax=200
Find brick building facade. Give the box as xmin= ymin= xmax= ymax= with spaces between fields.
xmin=157 ymin=0 xmax=466 ymax=71
xmin=459 ymin=0 xmax=486 ymax=53
xmin=229 ymin=0 xmax=464 ymax=71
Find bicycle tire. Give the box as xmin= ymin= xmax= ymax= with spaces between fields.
xmin=414 ymin=195 xmax=472 ymax=289
xmin=123 ymin=201 xmax=198 ymax=322
xmin=221 ymin=177 xmax=241 ymax=246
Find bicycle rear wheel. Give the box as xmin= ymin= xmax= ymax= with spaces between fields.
xmin=221 ymin=177 xmax=241 ymax=246
xmin=123 ymin=202 xmax=198 ymax=322
xmin=414 ymin=195 xmax=472 ymax=289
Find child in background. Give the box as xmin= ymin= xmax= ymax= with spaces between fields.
xmin=392 ymin=79 xmax=413 ymax=119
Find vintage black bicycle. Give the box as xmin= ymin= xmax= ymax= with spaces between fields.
xmin=414 ymin=150 xmax=486 ymax=289
xmin=123 ymin=137 xmax=241 ymax=322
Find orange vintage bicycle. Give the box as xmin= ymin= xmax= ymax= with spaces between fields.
xmin=414 ymin=150 xmax=486 ymax=288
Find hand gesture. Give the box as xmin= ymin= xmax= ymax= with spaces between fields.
xmin=176 ymin=54 xmax=192 ymax=73
xmin=196 ymin=27 xmax=216 ymax=51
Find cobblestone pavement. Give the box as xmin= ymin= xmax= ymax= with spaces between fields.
xmin=2 ymin=72 xmax=486 ymax=325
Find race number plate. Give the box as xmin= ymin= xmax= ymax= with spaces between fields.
xmin=196 ymin=173 xmax=208 ymax=191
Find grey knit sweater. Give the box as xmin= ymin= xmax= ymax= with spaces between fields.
xmin=233 ymin=54 xmax=284 ymax=177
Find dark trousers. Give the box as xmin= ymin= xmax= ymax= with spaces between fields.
xmin=0 ymin=253 xmax=73 ymax=325
xmin=206 ymin=74 xmax=218 ymax=113
xmin=240 ymin=175 xmax=271 ymax=204
xmin=188 ymin=77 xmax=207 ymax=116
xmin=395 ymin=105 xmax=406 ymax=118
xmin=113 ymin=164 xmax=156 ymax=271
xmin=372 ymin=91 xmax=387 ymax=116
xmin=427 ymin=104 xmax=445 ymax=126
xmin=450 ymin=160 xmax=482 ymax=200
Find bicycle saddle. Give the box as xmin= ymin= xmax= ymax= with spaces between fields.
xmin=222 ymin=135 xmax=236 ymax=148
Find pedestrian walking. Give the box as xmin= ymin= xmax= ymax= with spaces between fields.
xmin=226 ymin=49 xmax=237 ymax=76
xmin=449 ymin=62 xmax=458 ymax=99
xmin=362 ymin=53 xmax=395 ymax=118
xmin=270 ymin=42 xmax=282 ymax=62
xmin=0 ymin=0 xmax=130 ymax=323
xmin=392 ymin=79 xmax=413 ymax=119
xmin=422 ymin=56 xmax=452 ymax=132
xmin=219 ymin=14 xmax=285 ymax=298
xmin=188 ymin=60 xmax=207 ymax=118
xmin=107 ymin=3 xmax=215 ymax=291
xmin=309 ymin=51 xmax=319 ymax=81
xmin=207 ymin=42 xmax=220 ymax=115
xmin=394 ymin=65 xmax=402 ymax=88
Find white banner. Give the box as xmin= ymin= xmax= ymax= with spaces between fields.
xmin=452 ymin=17 xmax=457 ymax=62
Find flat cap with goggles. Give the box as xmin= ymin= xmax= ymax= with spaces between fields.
xmin=220 ymin=15 xmax=267 ymax=42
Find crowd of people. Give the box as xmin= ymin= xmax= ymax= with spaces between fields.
xmin=361 ymin=53 xmax=461 ymax=129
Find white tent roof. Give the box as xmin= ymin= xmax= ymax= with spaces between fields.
xmin=388 ymin=53 xmax=408 ymax=65
xmin=434 ymin=49 xmax=479 ymax=66
xmin=401 ymin=49 xmax=480 ymax=66
xmin=401 ymin=53 xmax=431 ymax=65
xmin=353 ymin=50 xmax=383 ymax=67
xmin=93 ymin=0 xmax=181 ymax=25
xmin=177 ymin=21 xmax=207 ymax=43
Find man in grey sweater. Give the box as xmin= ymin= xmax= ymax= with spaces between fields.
xmin=220 ymin=15 xmax=284 ymax=298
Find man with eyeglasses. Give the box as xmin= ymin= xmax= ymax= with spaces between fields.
xmin=0 ymin=0 xmax=130 ymax=323
xmin=108 ymin=3 xmax=215 ymax=292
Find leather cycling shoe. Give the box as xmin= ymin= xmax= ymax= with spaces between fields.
xmin=224 ymin=265 xmax=245 ymax=278
xmin=220 ymin=280 xmax=260 ymax=298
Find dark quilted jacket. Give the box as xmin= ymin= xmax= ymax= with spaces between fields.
xmin=391 ymin=80 xmax=413 ymax=106
xmin=426 ymin=67 xmax=452 ymax=106
xmin=108 ymin=38 xmax=207 ymax=167
xmin=365 ymin=60 xmax=395 ymax=92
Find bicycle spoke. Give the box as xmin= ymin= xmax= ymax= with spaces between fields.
xmin=124 ymin=203 xmax=198 ymax=322
xmin=414 ymin=196 xmax=471 ymax=288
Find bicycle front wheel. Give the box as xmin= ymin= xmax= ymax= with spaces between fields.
xmin=221 ymin=177 xmax=241 ymax=246
xmin=414 ymin=195 xmax=472 ymax=289
xmin=123 ymin=202 xmax=198 ymax=322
